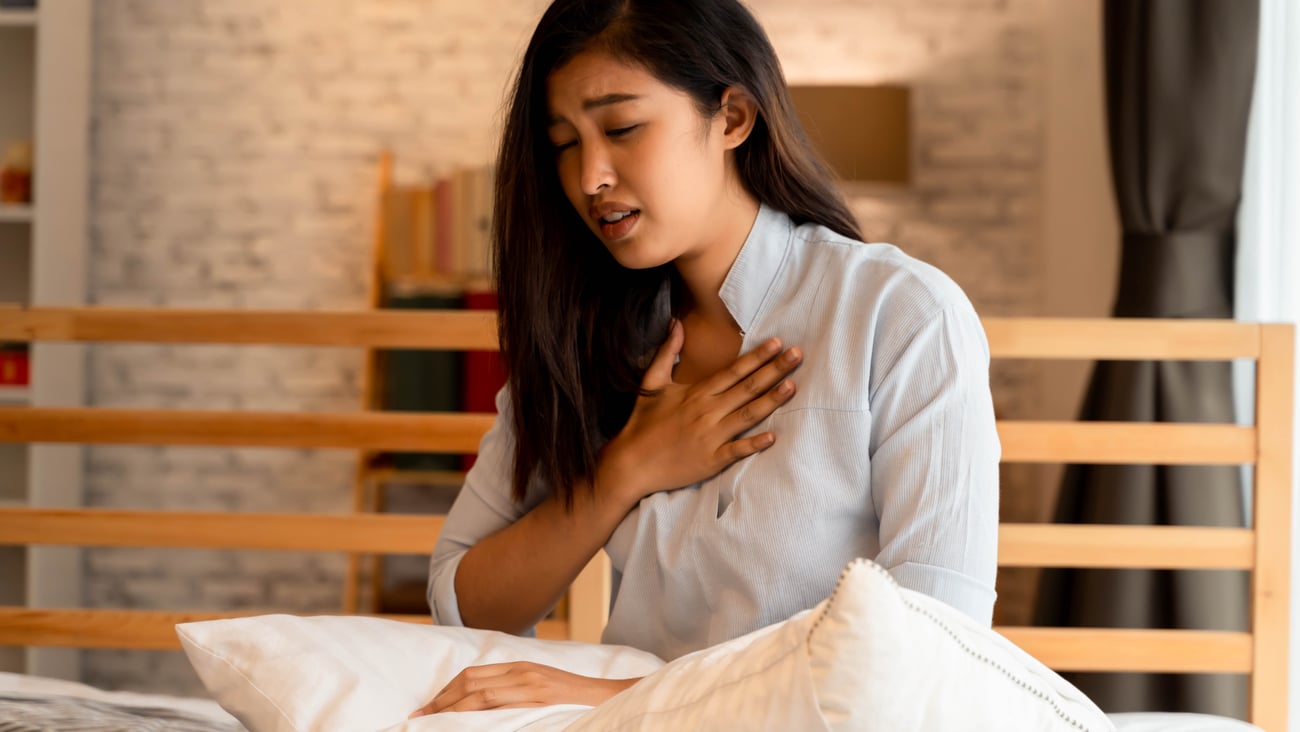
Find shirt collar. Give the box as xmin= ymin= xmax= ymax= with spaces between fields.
xmin=718 ymin=203 xmax=794 ymax=334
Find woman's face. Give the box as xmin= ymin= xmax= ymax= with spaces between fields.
xmin=546 ymin=50 xmax=735 ymax=270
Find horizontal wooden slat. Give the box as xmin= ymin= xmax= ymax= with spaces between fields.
xmin=0 ymin=608 xmax=568 ymax=649
xmin=0 ymin=408 xmax=495 ymax=452
xmin=999 ymin=524 xmax=1253 ymax=569
xmin=998 ymin=421 xmax=1255 ymax=464
xmin=0 ymin=609 xmax=1253 ymax=674
xmin=998 ymin=627 xmax=1252 ymax=673
xmin=0 ymin=411 xmax=1258 ymax=466
xmin=983 ymin=318 xmax=1260 ymax=360
xmin=363 ymin=467 xmax=469 ymax=487
xmin=0 ymin=306 xmax=498 ymax=350
xmin=0 ymin=309 xmax=1263 ymax=361
xmin=2 ymin=510 xmax=1255 ymax=570
xmin=0 ymin=508 xmax=445 ymax=553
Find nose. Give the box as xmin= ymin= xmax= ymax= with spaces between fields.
xmin=579 ymin=142 xmax=616 ymax=196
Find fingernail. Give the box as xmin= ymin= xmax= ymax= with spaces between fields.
xmin=782 ymin=347 xmax=801 ymax=365
xmin=762 ymin=433 xmax=776 ymax=446
xmin=778 ymin=380 xmax=794 ymax=395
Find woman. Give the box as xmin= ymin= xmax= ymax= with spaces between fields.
xmin=412 ymin=0 xmax=999 ymax=716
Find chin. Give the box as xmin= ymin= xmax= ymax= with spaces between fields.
xmin=606 ymin=242 xmax=673 ymax=271
xmin=612 ymin=251 xmax=674 ymax=271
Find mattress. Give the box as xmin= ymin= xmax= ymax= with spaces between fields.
xmin=0 ymin=672 xmax=1267 ymax=731
xmin=1108 ymin=713 xmax=1264 ymax=731
xmin=0 ymin=671 xmax=245 ymax=731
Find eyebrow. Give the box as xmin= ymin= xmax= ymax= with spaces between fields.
xmin=548 ymin=93 xmax=642 ymax=126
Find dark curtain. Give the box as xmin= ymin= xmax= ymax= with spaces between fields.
xmin=1033 ymin=0 xmax=1259 ymax=719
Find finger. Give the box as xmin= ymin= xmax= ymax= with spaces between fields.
xmin=697 ymin=337 xmax=784 ymax=396
xmin=712 ymin=430 xmax=778 ymax=471
xmin=411 ymin=664 xmax=516 ymax=717
xmin=449 ymin=699 xmax=548 ymax=713
xmin=440 ymin=683 xmax=549 ymax=713
xmin=713 ymin=345 xmax=801 ymax=416
xmin=720 ymin=378 xmax=796 ymax=437
xmin=641 ymin=319 xmax=684 ymax=390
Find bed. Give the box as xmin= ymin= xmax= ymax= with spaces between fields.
xmin=0 ymin=306 xmax=1290 ymax=731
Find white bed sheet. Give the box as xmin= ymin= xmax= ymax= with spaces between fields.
xmin=0 ymin=670 xmax=244 ymax=728
xmin=1 ymin=671 xmax=1269 ymax=732
xmin=1109 ymin=712 xmax=1264 ymax=731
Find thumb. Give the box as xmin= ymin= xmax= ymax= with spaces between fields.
xmin=641 ymin=319 xmax=683 ymax=390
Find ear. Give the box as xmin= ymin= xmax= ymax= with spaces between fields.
xmin=718 ymin=86 xmax=758 ymax=150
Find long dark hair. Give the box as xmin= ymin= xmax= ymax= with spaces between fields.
xmin=494 ymin=0 xmax=861 ymax=506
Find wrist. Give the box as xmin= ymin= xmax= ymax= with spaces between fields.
xmin=590 ymin=676 xmax=640 ymax=704
xmin=594 ymin=444 xmax=646 ymax=509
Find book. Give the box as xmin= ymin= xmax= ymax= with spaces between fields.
xmin=460 ymin=289 xmax=506 ymax=471
xmin=0 ymin=343 xmax=28 ymax=386
xmin=380 ymin=289 xmax=463 ymax=471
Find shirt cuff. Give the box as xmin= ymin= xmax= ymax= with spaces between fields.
xmin=887 ymin=561 xmax=997 ymax=626
xmin=427 ymin=550 xmax=467 ymax=627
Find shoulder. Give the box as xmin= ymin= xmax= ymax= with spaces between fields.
xmin=787 ymin=219 xmax=981 ymax=337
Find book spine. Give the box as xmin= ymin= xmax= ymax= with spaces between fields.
xmin=382 ymin=291 xmax=463 ymax=471
xmin=460 ymin=288 xmax=505 ymax=471
xmin=434 ymin=178 xmax=453 ymax=276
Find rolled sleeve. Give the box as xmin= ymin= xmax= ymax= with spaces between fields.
xmin=426 ymin=386 xmax=540 ymax=627
xmin=428 ymin=549 xmax=469 ymax=626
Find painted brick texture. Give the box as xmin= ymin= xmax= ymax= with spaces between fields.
xmin=85 ymin=0 xmax=1046 ymax=694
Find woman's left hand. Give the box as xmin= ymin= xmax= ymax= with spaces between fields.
xmin=408 ymin=662 xmax=639 ymax=717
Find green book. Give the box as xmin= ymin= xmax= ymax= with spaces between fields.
xmin=380 ymin=290 xmax=462 ymax=471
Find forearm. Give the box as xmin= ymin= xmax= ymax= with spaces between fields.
xmin=454 ymin=476 xmax=635 ymax=635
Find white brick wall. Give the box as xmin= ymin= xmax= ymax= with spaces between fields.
xmin=85 ymin=0 xmax=1047 ymax=694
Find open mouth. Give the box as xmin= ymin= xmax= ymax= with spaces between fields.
xmin=598 ymin=209 xmax=640 ymax=240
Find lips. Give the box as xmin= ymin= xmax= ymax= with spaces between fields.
xmin=589 ymin=201 xmax=641 ymax=241
xmin=599 ymin=211 xmax=639 ymax=240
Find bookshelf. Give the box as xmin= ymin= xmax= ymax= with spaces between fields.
xmin=0 ymin=204 xmax=33 ymax=222
xmin=0 ymin=0 xmax=92 ymax=680
xmin=344 ymin=152 xmax=503 ymax=615
xmin=0 ymin=9 xmax=37 ymax=28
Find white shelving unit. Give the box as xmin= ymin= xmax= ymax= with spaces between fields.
xmin=0 ymin=1 xmax=92 ymax=680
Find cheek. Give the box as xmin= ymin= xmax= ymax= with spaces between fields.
xmin=555 ymin=159 xmax=586 ymax=216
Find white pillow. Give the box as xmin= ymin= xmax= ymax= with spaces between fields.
xmin=180 ymin=559 xmax=1115 ymax=732
xmin=176 ymin=615 xmax=663 ymax=732
xmin=566 ymin=558 xmax=1113 ymax=731
xmin=807 ymin=558 xmax=1115 ymax=731
xmin=564 ymin=607 xmax=828 ymax=731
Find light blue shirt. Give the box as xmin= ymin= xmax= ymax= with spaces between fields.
xmin=428 ymin=204 xmax=1001 ymax=660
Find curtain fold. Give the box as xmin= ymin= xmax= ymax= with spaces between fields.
xmin=1032 ymin=0 xmax=1259 ymax=718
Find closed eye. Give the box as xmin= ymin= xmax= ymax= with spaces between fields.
xmin=552 ymin=125 xmax=638 ymax=153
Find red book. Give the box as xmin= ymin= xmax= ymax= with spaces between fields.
xmin=0 ymin=347 xmax=29 ymax=386
xmin=461 ymin=290 xmax=506 ymax=471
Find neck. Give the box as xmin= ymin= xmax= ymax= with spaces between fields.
xmin=673 ymin=182 xmax=760 ymax=328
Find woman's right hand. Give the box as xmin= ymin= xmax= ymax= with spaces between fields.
xmin=596 ymin=319 xmax=803 ymax=505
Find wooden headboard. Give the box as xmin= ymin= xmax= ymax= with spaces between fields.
xmin=0 ymin=308 xmax=1291 ymax=729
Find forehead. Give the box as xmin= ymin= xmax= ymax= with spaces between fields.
xmin=546 ymin=50 xmax=665 ymax=114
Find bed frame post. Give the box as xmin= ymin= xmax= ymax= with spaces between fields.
xmin=568 ymin=551 xmax=611 ymax=644
xmin=1252 ymin=323 xmax=1294 ymax=731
